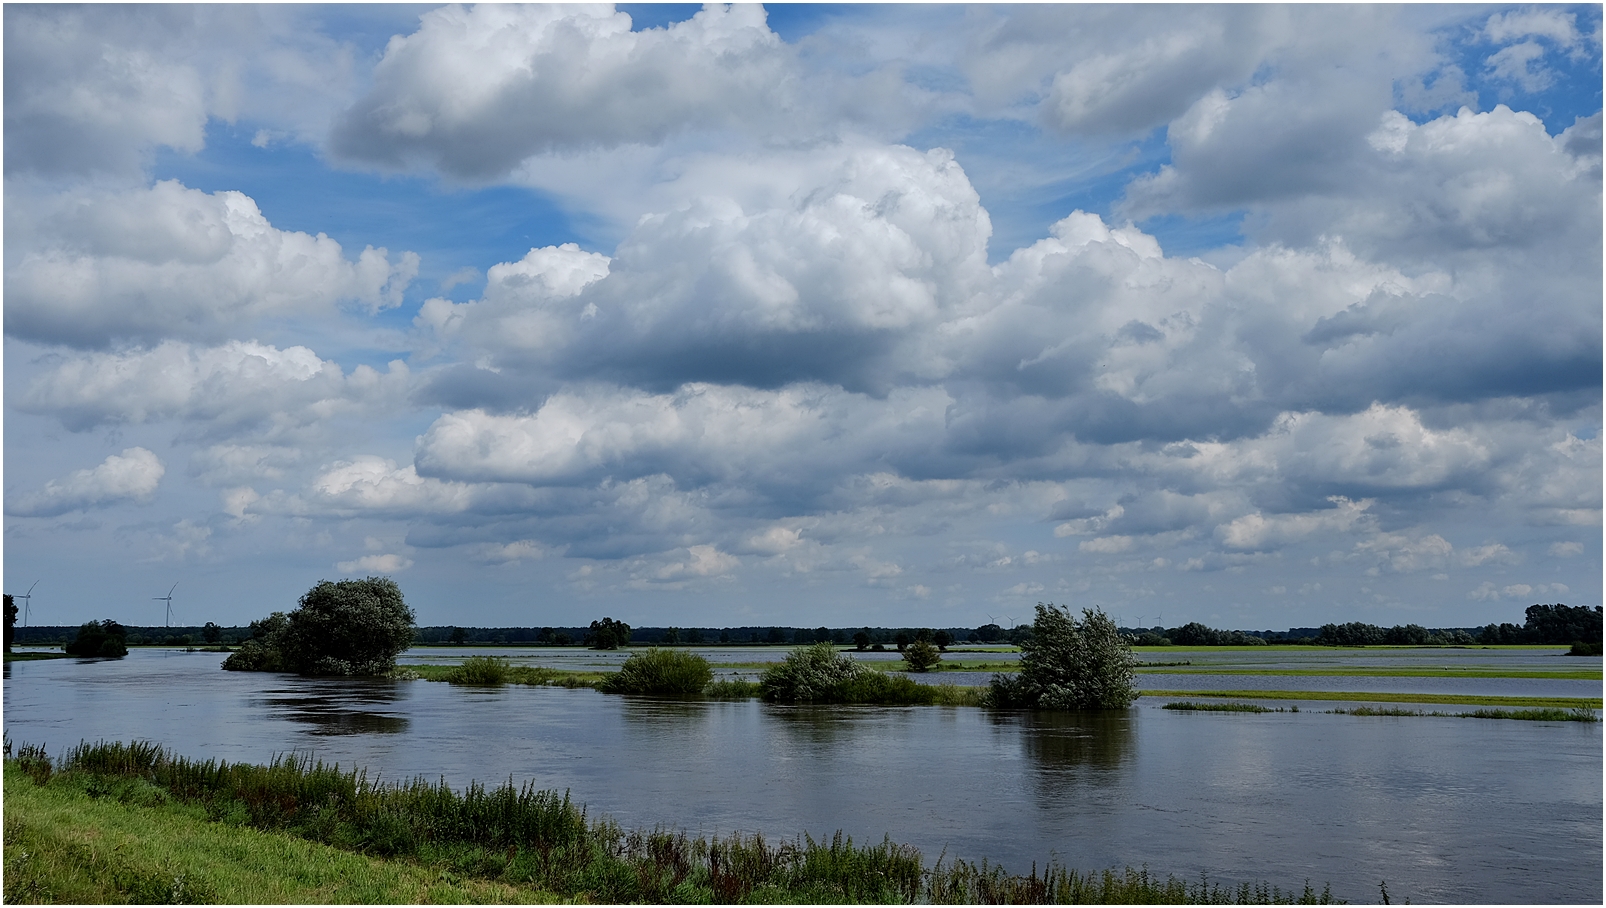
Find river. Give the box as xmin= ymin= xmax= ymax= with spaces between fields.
xmin=3 ymin=647 xmax=1600 ymax=904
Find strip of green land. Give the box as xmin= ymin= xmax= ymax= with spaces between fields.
xmin=1140 ymin=689 xmax=1602 ymax=709
xmin=3 ymin=769 xmax=555 ymax=904
xmin=1139 ymin=667 xmax=1601 ymax=680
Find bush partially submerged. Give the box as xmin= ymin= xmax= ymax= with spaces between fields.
xmin=598 ymin=648 xmax=713 ymax=695
xmin=760 ymin=643 xmax=869 ymax=702
xmin=446 ymin=655 xmax=513 ymax=685
xmin=986 ymin=604 xmax=1136 ymax=710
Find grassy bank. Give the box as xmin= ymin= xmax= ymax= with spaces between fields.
xmin=2 ymin=651 xmax=73 ymax=663
xmin=3 ymin=767 xmax=552 ymax=904
xmin=1140 ymin=689 xmax=1603 ymax=709
xmin=3 ymin=741 xmax=1341 ymax=905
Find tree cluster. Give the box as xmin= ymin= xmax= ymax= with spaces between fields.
xmin=1478 ymin=604 xmax=1602 ymax=646
xmin=4 ymin=594 xmax=15 ymax=652
xmin=223 ymin=577 xmax=414 ymax=676
xmin=64 ymin=619 xmax=129 ymax=658
xmin=987 ymin=604 xmax=1136 ymax=710
xmin=586 ymin=617 xmax=632 ymax=650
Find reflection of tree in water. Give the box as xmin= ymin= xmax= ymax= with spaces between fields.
xmin=256 ymin=678 xmax=411 ymax=736
xmin=618 ymin=696 xmax=712 ymax=729
xmin=767 ymin=703 xmax=889 ymax=748
xmin=1001 ymin=710 xmax=1136 ymax=781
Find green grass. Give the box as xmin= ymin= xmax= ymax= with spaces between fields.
xmin=1327 ymin=706 xmax=1599 ymax=722
xmin=2 ymin=651 xmax=72 ymax=663
xmin=1141 ymin=690 xmax=1603 ymax=709
xmin=1162 ymin=701 xmax=1291 ymax=714
xmin=3 ymin=765 xmax=555 ymax=904
xmin=703 ymin=678 xmax=765 ymax=699
xmin=411 ymin=663 xmax=605 ymax=688
xmin=3 ymin=743 xmax=1343 ymax=905
xmin=1142 ymin=667 xmax=1601 ymax=680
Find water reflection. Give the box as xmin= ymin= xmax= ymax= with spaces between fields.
xmin=254 ymin=677 xmax=411 ymax=736
xmin=1003 ymin=709 xmax=1137 ymax=789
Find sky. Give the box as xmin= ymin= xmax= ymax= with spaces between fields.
xmin=3 ymin=3 xmax=1601 ymax=633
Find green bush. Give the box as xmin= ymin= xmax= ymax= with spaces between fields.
xmin=597 ymin=648 xmax=713 ymax=695
xmin=986 ymin=604 xmax=1136 ymax=710
xmin=902 ymin=639 xmax=941 ymax=672
xmin=445 ymin=655 xmax=512 ymax=685
xmin=760 ymin=643 xmax=869 ymax=702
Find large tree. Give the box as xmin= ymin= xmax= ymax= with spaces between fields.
xmin=988 ymin=604 xmax=1136 ymax=709
xmin=224 ymin=577 xmax=414 ymax=676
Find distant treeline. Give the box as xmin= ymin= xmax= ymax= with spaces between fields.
xmin=9 ymin=603 xmax=1600 ymax=650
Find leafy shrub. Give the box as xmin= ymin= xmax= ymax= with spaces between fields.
xmin=902 ymin=639 xmax=941 ymax=672
xmin=986 ymin=604 xmax=1136 ymax=710
xmin=64 ymin=620 xmax=128 ymax=658
xmin=760 ymin=643 xmax=869 ymax=702
xmin=222 ymin=577 xmax=414 ymax=676
xmin=1568 ymin=640 xmax=1602 ymax=656
xmin=446 ymin=655 xmax=512 ymax=685
xmin=598 ymin=648 xmax=713 ymax=695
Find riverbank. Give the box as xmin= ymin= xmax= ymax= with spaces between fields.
xmin=2 ymin=743 xmax=1339 ymax=905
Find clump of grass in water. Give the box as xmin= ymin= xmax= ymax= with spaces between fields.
xmin=1163 ymin=701 xmax=1283 ymax=713
xmin=16 ymin=740 xmax=1346 ymax=904
xmin=597 ymin=648 xmax=713 ymax=695
xmin=441 ymin=656 xmax=559 ymax=686
xmin=1330 ymin=705 xmax=1600 ymax=722
xmin=703 ymin=678 xmax=763 ymax=699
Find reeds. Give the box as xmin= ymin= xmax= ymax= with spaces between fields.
xmin=15 ymin=739 xmax=1342 ymax=904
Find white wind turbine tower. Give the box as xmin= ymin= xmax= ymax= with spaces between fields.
xmin=154 ymin=583 xmax=177 ymax=628
xmin=19 ymin=580 xmax=38 ymax=627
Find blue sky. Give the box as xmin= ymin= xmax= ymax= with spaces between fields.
xmin=4 ymin=4 xmax=1600 ymax=633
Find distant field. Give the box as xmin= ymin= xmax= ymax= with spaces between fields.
xmin=1139 ymin=689 xmax=1602 ymax=709
xmin=1143 ymin=667 xmax=1601 ymax=680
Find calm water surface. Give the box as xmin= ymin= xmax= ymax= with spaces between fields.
xmin=4 ymin=649 xmax=1600 ymax=904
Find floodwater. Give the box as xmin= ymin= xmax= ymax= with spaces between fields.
xmin=4 ymin=647 xmax=1600 ymax=904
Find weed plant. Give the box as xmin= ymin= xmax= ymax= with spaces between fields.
xmin=597 ymin=649 xmax=713 ymax=695
xmin=8 ymin=740 xmax=1344 ymax=904
xmin=445 ymin=655 xmax=514 ymax=685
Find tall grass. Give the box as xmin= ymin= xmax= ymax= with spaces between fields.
xmin=10 ymin=740 xmax=1342 ymax=904
xmin=597 ymin=648 xmax=713 ymax=695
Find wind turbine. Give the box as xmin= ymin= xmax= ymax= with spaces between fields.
xmin=154 ymin=583 xmax=177 ymax=627
xmin=19 ymin=580 xmax=38 ymax=627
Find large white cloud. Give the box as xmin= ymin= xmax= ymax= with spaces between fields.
xmin=11 ymin=339 xmax=413 ymax=437
xmin=5 ymin=181 xmax=418 ymax=348
xmin=6 ymin=447 xmax=165 ymax=517
xmin=4 ymin=5 xmax=358 ymax=177
xmin=418 ymin=142 xmax=993 ymax=395
xmin=330 ymin=4 xmax=797 ymax=179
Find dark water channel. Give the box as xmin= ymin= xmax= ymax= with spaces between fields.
xmin=4 ymin=649 xmax=1601 ymax=904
